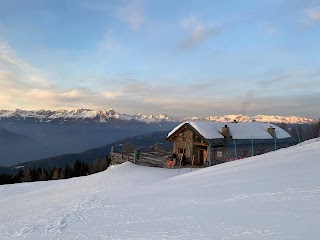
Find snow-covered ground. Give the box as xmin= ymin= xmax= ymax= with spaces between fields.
xmin=1 ymin=140 xmax=320 ymax=240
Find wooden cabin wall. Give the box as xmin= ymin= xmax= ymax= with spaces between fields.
xmin=211 ymin=141 xmax=293 ymax=164
xmin=173 ymin=129 xmax=193 ymax=161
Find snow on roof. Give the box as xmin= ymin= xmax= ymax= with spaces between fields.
xmin=167 ymin=121 xmax=291 ymax=140
xmin=189 ymin=122 xmax=225 ymax=139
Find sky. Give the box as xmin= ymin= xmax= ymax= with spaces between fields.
xmin=0 ymin=0 xmax=319 ymax=118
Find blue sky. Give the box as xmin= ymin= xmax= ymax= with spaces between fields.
xmin=0 ymin=0 xmax=319 ymax=118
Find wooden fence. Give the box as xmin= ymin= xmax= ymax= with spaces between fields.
xmin=110 ymin=152 xmax=169 ymax=167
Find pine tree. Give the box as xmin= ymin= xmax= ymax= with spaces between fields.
xmin=0 ymin=173 xmax=14 ymax=185
xmin=51 ymin=167 xmax=60 ymax=180
xmin=30 ymin=167 xmax=37 ymax=181
xmin=73 ymin=160 xmax=81 ymax=177
xmin=122 ymin=142 xmax=134 ymax=154
xmin=90 ymin=159 xmax=101 ymax=173
xmin=21 ymin=168 xmax=32 ymax=182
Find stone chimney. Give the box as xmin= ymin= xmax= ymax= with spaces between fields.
xmin=267 ymin=126 xmax=275 ymax=137
xmin=222 ymin=125 xmax=230 ymax=138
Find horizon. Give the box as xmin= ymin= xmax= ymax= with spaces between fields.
xmin=0 ymin=1 xmax=319 ymax=119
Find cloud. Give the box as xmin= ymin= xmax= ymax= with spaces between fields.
xmin=101 ymin=72 xmax=140 ymax=85
xmin=98 ymin=30 xmax=121 ymax=53
xmin=61 ymin=89 xmax=89 ymax=99
xmin=0 ymin=41 xmax=53 ymax=89
xmin=246 ymin=93 xmax=320 ymax=118
xmin=257 ymin=73 xmax=292 ymax=86
xmin=0 ymin=41 xmax=30 ymax=71
xmin=1 ymin=40 xmax=318 ymax=118
xmin=122 ymin=81 xmax=151 ymax=95
xmin=0 ymin=42 xmax=149 ymax=111
xmin=0 ymin=41 xmax=99 ymax=109
xmin=179 ymin=16 xmax=220 ymax=49
xmin=23 ymin=89 xmax=57 ymax=101
xmin=257 ymin=69 xmax=320 ymax=89
xmin=263 ymin=24 xmax=278 ymax=36
xmin=102 ymin=91 xmax=122 ymax=99
xmin=306 ymin=7 xmax=320 ymax=23
xmin=118 ymin=0 xmax=145 ymax=32
xmin=81 ymin=0 xmax=145 ymax=32
xmin=301 ymin=5 xmax=320 ymax=26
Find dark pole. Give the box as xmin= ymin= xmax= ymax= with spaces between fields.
xmin=274 ymin=130 xmax=277 ymax=151
xmin=251 ymin=136 xmax=254 ymax=157
xmin=317 ymin=118 xmax=320 ymax=142
xmin=233 ymin=138 xmax=238 ymax=159
xmin=296 ymin=124 xmax=301 ymax=146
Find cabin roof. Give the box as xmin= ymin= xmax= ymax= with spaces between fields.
xmin=167 ymin=121 xmax=291 ymax=140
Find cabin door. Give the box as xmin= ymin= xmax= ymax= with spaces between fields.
xmin=198 ymin=149 xmax=204 ymax=166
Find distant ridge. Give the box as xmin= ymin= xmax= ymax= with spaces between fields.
xmin=0 ymin=127 xmax=51 ymax=167
xmin=0 ymin=109 xmax=316 ymax=124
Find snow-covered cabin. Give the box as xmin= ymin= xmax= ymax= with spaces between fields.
xmin=166 ymin=121 xmax=294 ymax=166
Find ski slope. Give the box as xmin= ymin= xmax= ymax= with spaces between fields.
xmin=1 ymin=140 xmax=320 ymax=239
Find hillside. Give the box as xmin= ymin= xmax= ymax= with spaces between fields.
xmin=0 ymin=121 xmax=177 ymax=166
xmin=8 ymin=131 xmax=172 ymax=170
xmin=0 ymin=127 xmax=51 ymax=167
xmin=0 ymin=140 xmax=319 ymax=239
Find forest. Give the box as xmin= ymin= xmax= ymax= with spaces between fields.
xmin=0 ymin=157 xmax=111 ymax=185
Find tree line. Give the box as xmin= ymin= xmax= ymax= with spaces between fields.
xmin=0 ymin=157 xmax=111 ymax=185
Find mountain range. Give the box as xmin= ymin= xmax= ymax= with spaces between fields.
xmin=0 ymin=108 xmax=317 ymax=124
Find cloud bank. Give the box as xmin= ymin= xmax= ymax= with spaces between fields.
xmin=179 ymin=16 xmax=220 ymax=49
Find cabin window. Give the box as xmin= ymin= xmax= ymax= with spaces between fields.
xmin=216 ymin=151 xmax=223 ymax=158
xmin=182 ymin=137 xmax=186 ymax=142
xmin=178 ymin=148 xmax=186 ymax=154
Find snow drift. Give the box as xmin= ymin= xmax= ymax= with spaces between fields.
xmin=0 ymin=140 xmax=320 ymax=239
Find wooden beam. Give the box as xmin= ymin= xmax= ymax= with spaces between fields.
xmin=193 ymin=142 xmax=209 ymax=147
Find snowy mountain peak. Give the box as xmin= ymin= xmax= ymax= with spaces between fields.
xmin=0 ymin=109 xmax=316 ymax=124
xmin=183 ymin=114 xmax=316 ymax=124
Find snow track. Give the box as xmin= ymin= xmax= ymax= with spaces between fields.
xmin=1 ymin=141 xmax=320 ymax=239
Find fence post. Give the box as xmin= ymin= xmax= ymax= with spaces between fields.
xmin=274 ymin=131 xmax=277 ymax=151
xmin=190 ymin=155 xmax=195 ymax=172
xmin=251 ymin=137 xmax=254 ymax=157
xmin=207 ymin=145 xmax=211 ymax=166
xmin=233 ymin=138 xmax=238 ymax=159
xmin=316 ymin=118 xmax=320 ymax=142
xmin=296 ymin=124 xmax=301 ymax=146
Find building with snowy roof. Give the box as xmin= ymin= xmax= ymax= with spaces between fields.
xmin=166 ymin=121 xmax=294 ymax=166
